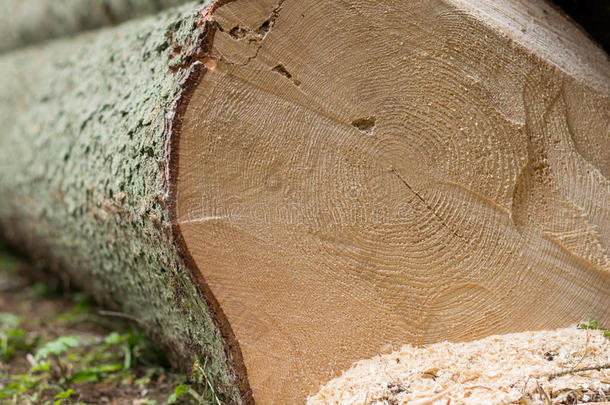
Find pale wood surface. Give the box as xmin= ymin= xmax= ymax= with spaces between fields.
xmin=174 ymin=0 xmax=610 ymax=403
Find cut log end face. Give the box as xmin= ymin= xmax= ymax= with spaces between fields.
xmin=172 ymin=0 xmax=610 ymax=403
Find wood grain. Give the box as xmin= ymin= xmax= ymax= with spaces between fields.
xmin=174 ymin=0 xmax=610 ymax=402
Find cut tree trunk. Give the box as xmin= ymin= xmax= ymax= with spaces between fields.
xmin=0 ymin=0 xmax=195 ymax=53
xmin=0 ymin=0 xmax=609 ymax=404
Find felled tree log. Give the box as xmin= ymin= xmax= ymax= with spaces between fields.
xmin=0 ymin=2 xmax=248 ymax=404
xmin=0 ymin=0 xmax=195 ymax=53
xmin=0 ymin=0 xmax=609 ymax=404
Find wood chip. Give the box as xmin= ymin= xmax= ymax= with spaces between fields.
xmin=308 ymin=327 xmax=609 ymax=404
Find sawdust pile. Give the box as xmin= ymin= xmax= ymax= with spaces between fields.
xmin=308 ymin=327 xmax=609 ymax=404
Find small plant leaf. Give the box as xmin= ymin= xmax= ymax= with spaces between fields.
xmin=35 ymin=336 xmax=80 ymax=361
xmin=167 ymin=384 xmax=190 ymax=404
xmin=54 ymin=388 xmax=76 ymax=405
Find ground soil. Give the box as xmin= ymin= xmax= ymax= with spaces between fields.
xmin=0 ymin=251 xmax=192 ymax=405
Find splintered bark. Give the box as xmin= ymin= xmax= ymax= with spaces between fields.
xmin=0 ymin=0 xmax=195 ymax=53
xmin=0 ymin=0 xmax=609 ymax=404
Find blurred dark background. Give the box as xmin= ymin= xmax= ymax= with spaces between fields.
xmin=551 ymin=0 xmax=610 ymax=53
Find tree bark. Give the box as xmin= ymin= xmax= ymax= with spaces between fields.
xmin=0 ymin=1 xmax=249 ymax=404
xmin=0 ymin=0 xmax=197 ymax=53
xmin=0 ymin=0 xmax=609 ymax=404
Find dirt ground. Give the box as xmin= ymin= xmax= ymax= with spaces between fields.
xmin=0 ymin=247 xmax=203 ymax=405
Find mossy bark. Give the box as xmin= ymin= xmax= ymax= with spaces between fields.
xmin=0 ymin=2 xmax=246 ymax=403
xmin=0 ymin=0 xmax=196 ymax=53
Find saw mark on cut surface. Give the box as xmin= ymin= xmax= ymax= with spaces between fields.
xmin=434 ymin=180 xmax=512 ymax=218
xmin=561 ymin=86 xmax=610 ymax=180
xmin=514 ymin=74 xmax=610 ymax=272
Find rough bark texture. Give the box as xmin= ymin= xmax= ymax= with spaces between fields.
xmin=0 ymin=2 xmax=247 ymax=403
xmin=0 ymin=0 xmax=196 ymax=54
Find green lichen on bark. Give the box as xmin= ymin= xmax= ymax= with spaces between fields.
xmin=0 ymin=2 xmax=244 ymax=403
xmin=0 ymin=0 xmax=196 ymax=54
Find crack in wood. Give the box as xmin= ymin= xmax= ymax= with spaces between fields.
xmin=390 ymin=168 xmax=464 ymax=241
xmin=216 ymin=0 xmax=286 ymax=67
